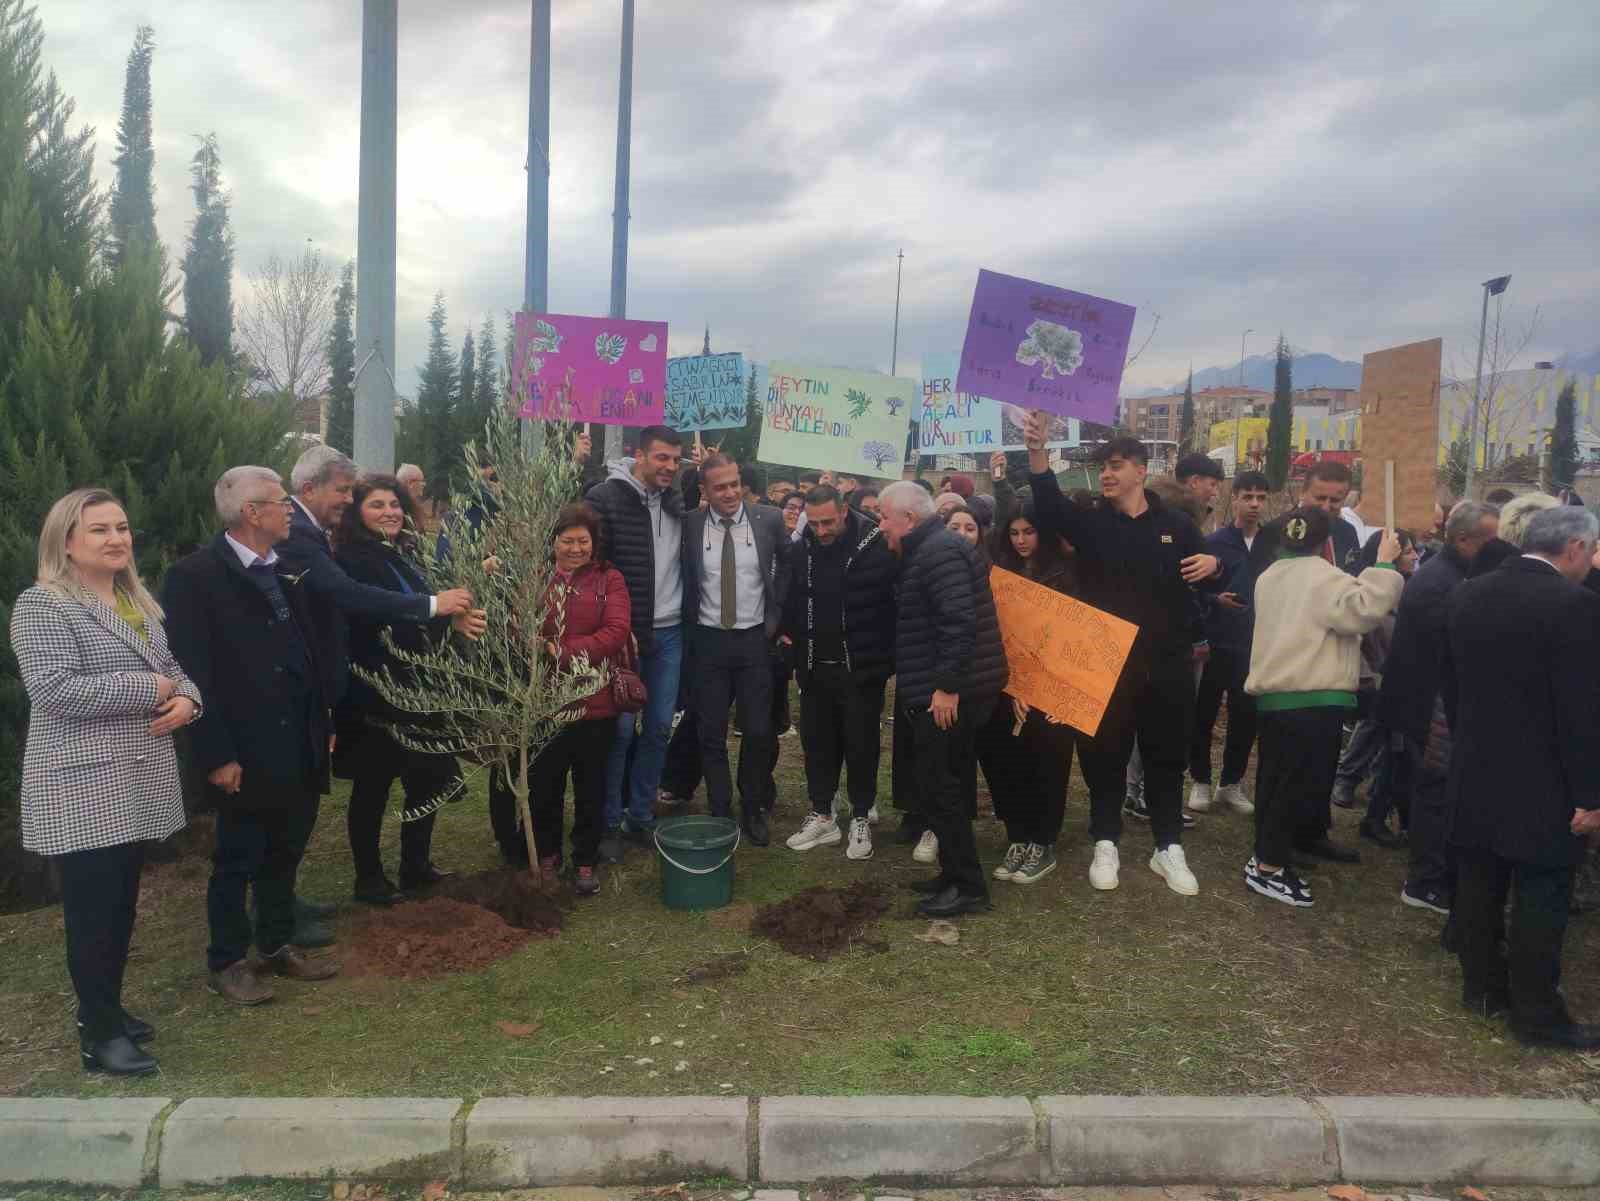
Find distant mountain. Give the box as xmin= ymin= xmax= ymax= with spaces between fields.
xmin=1129 ymin=351 xmax=1362 ymax=396
xmin=1555 ymin=347 xmax=1600 ymax=376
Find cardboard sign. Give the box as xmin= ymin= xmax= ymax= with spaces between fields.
xmin=758 ymin=361 xmax=915 ymax=475
xmin=989 ymin=565 xmax=1137 ymax=736
xmin=957 ymin=270 xmax=1136 ymax=426
xmin=512 ymin=310 xmax=667 ymax=426
xmin=666 ymin=352 xmax=746 ymax=432
xmin=919 ymin=353 xmax=1081 ymax=456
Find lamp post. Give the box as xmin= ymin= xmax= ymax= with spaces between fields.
xmin=1465 ymin=275 xmax=1512 ymax=497
xmin=603 ymin=0 xmax=635 ymax=465
xmin=1234 ymin=329 xmax=1252 ymax=467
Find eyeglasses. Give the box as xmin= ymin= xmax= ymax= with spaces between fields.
xmin=248 ymin=496 xmax=295 ymax=510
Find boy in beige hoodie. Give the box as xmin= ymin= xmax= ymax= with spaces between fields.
xmin=1244 ymin=508 xmax=1403 ymax=907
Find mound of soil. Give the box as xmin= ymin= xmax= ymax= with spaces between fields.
xmin=343 ymin=897 xmax=533 ymax=978
xmin=433 ymin=868 xmax=566 ymax=932
xmin=752 ymin=882 xmax=891 ymax=960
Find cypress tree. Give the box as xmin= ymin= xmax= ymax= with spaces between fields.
xmin=1179 ymin=368 xmax=1195 ymax=452
xmin=325 ymin=261 xmax=355 ymax=454
xmin=108 ymin=23 xmax=156 ymax=265
xmin=454 ymin=326 xmax=476 ymax=474
xmin=474 ymin=314 xmax=499 ymax=417
xmin=412 ymin=293 xmax=458 ymax=485
xmin=1550 ymin=378 xmax=1579 ymax=492
xmin=1265 ymin=334 xmax=1293 ymax=490
xmin=181 ymin=132 xmax=233 ymax=366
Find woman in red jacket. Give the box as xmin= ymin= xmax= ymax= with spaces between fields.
xmin=535 ymin=502 xmax=632 ymax=896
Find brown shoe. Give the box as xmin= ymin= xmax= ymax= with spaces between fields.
xmin=259 ymin=945 xmax=341 ymax=981
xmin=208 ymin=960 xmax=275 ymax=1006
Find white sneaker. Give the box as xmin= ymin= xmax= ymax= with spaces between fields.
xmin=1187 ymin=782 xmax=1213 ymax=812
xmin=1150 ymin=844 xmax=1200 ymax=896
xmin=867 ymin=803 xmax=880 ymax=825
xmin=786 ymin=813 xmax=841 ymax=852
xmin=1216 ymin=784 xmax=1254 ymax=814
xmin=912 ymin=829 xmax=939 ymax=864
xmin=1089 ymin=840 xmax=1120 ymax=890
xmin=845 ymin=818 xmax=873 ymax=861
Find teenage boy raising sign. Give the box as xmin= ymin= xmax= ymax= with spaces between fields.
xmin=1023 ymin=410 xmax=1222 ymax=896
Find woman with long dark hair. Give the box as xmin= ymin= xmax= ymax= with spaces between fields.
xmin=334 ymin=475 xmax=484 ymax=904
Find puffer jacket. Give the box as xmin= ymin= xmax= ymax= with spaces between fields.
xmin=584 ymin=461 xmax=685 ymax=655
xmin=780 ymin=507 xmax=899 ymax=683
xmin=893 ymin=516 xmax=1009 ymax=711
xmin=543 ymin=561 xmax=632 ymax=720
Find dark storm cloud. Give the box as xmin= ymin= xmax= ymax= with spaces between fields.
xmin=43 ymin=0 xmax=1600 ymax=397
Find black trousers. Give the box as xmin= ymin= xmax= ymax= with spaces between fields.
xmin=1254 ymin=707 xmax=1344 ymax=869
xmin=56 ymin=841 xmax=145 ymax=1042
xmin=904 ymin=698 xmax=993 ymax=895
xmin=1189 ymin=647 xmax=1257 ymax=786
xmin=983 ymin=702 xmax=1075 ymax=846
xmin=1078 ymin=658 xmax=1193 ymax=849
xmin=891 ymin=700 xmax=918 ymax=823
xmin=1455 ymin=846 xmax=1575 ymax=1029
xmin=530 ymin=718 xmax=614 ymax=867
xmin=660 ymin=708 xmax=702 ymax=799
xmin=208 ymin=794 xmax=319 ymax=971
xmin=489 ymin=760 xmax=523 ymax=861
xmin=346 ymin=749 xmax=459 ymax=881
xmin=690 ymin=625 xmax=774 ymax=819
xmin=800 ymin=664 xmax=886 ymax=819
xmin=1406 ymin=734 xmax=1453 ymax=897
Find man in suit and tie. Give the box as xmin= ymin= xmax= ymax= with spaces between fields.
xmin=682 ymin=455 xmax=788 ymax=846
xmin=163 ymin=467 xmax=344 ymax=1006
xmin=1444 ymin=505 xmax=1600 ymax=1049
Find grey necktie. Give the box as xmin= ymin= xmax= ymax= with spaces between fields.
xmin=719 ymin=517 xmax=736 ymax=629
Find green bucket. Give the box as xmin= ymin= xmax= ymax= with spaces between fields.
xmin=654 ymin=815 xmax=740 ymax=911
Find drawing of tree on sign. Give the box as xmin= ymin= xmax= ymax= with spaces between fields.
xmin=1015 ymin=320 xmax=1083 ymax=378
xmin=886 ymin=395 xmax=904 ymax=417
xmin=529 ymin=319 xmax=564 ymax=355
xmin=594 ymin=332 xmax=628 ymax=365
xmin=846 ymin=388 xmax=872 ymax=419
xmin=861 ymin=440 xmax=896 ymax=471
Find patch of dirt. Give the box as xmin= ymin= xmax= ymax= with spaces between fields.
xmin=681 ymin=951 xmax=750 ymax=983
xmin=343 ymin=897 xmax=534 ymax=978
xmin=707 ymin=900 xmax=756 ymax=932
xmin=752 ymin=882 xmax=891 ymax=960
xmin=431 ymin=868 xmax=565 ymax=932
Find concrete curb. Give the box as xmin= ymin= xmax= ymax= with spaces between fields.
xmin=1 ymin=1094 xmax=1595 ymax=1188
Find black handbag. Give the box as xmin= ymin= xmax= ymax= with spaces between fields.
xmin=595 ymin=571 xmax=647 ymax=713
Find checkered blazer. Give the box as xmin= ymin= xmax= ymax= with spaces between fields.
xmin=10 ymin=585 xmax=203 ymax=856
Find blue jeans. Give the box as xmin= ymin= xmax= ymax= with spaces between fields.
xmin=605 ymin=623 xmax=683 ymax=832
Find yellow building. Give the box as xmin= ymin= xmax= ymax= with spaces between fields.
xmin=1208 ymin=416 xmax=1269 ymax=457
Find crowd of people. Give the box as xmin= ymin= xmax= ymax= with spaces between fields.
xmin=12 ymin=412 xmax=1600 ymax=1078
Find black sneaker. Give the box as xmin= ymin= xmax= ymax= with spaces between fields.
xmin=597 ymin=832 xmax=625 ymax=865
xmin=1244 ymin=860 xmax=1314 ymax=908
xmin=1123 ymin=793 xmax=1150 ymax=822
xmin=1401 ymin=882 xmax=1451 ymax=915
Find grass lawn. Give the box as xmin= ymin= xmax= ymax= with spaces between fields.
xmin=2 ymin=698 xmax=1597 ymax=1100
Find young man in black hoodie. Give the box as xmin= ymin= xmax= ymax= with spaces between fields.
xmin=1024 ymin=414 xmax=1221 ymax=897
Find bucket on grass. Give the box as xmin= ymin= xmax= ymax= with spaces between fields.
xmin=654 ymin=815 xmax=740 ymax=910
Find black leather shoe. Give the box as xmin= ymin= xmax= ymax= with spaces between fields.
xmin=909 ymin=876 xmax=951 ymax=895
xmin=916 ymin=885 xmax=990 ymax=918
xmin=295 ymin=896 xmax=339 ymax=922
xmin=81 ymin=1033 xmax=158 ymax=1076
xmin=620 ymin=824 xmax=656 ymax=847
xmin=353 ymin=875 xmax=404 ymax=906
xmin=399 ymin=861 xmax=454 ymax=892
xmin=743 ymin=807 xmax=770 ymax=847
xmin=597 ymin=834 xmax=625 ymax=865
xmin=289 ymin=918 xmax=336 ymax=949
xmin=78 ymin=1013 xmax=156 ymax=1043
xmin=1297 ymin=837 xmax=1361 ymax=863
xmin=1358 ymin=821 xmax=1406 ymax=849
xmin=1511 ymin=1020 xmax=1600 ymax=1051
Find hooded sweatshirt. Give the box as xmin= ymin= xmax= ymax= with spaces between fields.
xmin=606 ymin=457 xmax=683 ymax=628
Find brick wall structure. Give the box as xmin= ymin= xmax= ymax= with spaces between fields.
xmin=1357 ymin=338 xmax=1442 ymax=531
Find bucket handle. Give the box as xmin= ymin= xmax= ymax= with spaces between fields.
xmin=653 ymin=825 xmax=742 ymax=875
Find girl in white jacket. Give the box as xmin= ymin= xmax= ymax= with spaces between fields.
xmin=1244 ymin=507 xmax=1403 ymax=907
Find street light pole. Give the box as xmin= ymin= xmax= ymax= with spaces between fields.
xmin=1234 ymin=329 xmax=1252 ymax=468
xmin=1465 ymin=274 xmax=1511 ymax=498
xmin=603 ymin=0 xmax=635 ymax=465
xmin=353 ymin=0 xmax=398 ymax=472
xmin=521 ymin=0 xmax=551 ymax=456
xmin=890 ymin=248 xmax=904 ymax=375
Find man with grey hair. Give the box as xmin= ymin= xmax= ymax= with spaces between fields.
xmin=877 ymin=481 xmax=1008 ymax=917
xmin=163 ymin=467 xmax=343 ymax=1005
xmin=395 ymin=463 xmax=427 ymax=507
xmin=1379 ymin=498 xmax=1499 ymax=917
xmin=1444 ymin=504 xmax=1600 ymax=1048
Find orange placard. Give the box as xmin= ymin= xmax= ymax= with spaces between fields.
xmin=989 ymin=566 xmax=1138 ymax=736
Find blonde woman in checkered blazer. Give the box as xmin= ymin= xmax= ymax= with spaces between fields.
xmin=10 ymin=488 xmax=201 ymax=1077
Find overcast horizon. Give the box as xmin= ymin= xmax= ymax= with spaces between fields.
xmin=46 ymin=0 xmax=1599 ymax=400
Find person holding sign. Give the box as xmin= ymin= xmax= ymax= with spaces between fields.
xmin=1023 ymin=412 xmax=1221 ymax=897
xmin=876 ymin=482 xmax=1009 ymax=917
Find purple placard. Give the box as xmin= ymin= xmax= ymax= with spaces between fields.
xmin=955 ymin=270 xmax=1136 ymax=425
xmin=512 ymin=311 xmax=668 ymax=426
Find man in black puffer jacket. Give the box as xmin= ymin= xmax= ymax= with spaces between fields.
xmin=877 ymin=481 xmax=1008 ymax=917
xmin=778 ymin=486 xmax=899 ymax=861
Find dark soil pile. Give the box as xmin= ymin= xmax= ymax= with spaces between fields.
xmin=752 ymin=882 xmax=891 ymax=960
xmin=433 ymin=868 xmax=565 ymax=932
xmin=343 ymin=897 xmax=532 ymax=978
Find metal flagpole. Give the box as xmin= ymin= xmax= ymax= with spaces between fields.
xmin=353 ymin=0 xmax=398 ymax=471
xmin=522 ymin=0 xmax=551 ymax=456
xmin=603 ymin=0 xmax=635 ymax=464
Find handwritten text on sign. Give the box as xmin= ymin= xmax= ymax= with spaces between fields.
xmin=758 ymin=361 xmax=915 ymax=476
xmin=513 ymin=310 xmax=667 ymax=427
xmin=666 ymin=352 xmax=746 ymax=432
xmin=988 ymin=566 xmax=1137 ymax=737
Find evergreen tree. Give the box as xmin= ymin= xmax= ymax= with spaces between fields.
xmin=1179 ymin=368 xmax=1194 ymax=452
xmin=1265 ymin=334 xmax=1293 ymax=490
xmin=181 ymin=132 xmax=233 ymax=366
xmin=324 ymin=261 xmax=355 ymax=454
xmin=454 ymin=326 xmax=476 ymax=469
xmin=1550 ymin=378 xmax=1578 ymax=492
xmin=714 ymin=363 xmax=765 ymax=465
xmin=410 ymin=292 xmax=458 ymax=485
xmin=474 ymin=313 xmax=499 ymax=418
xmin=108 ymin=23 xmax=156 ymax=265
xmin=1442 ymin=430 xmax=1471 ymax=500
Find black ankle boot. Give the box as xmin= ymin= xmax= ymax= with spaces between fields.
xmin=81 ymin=1033 xmax=158 ymax=1076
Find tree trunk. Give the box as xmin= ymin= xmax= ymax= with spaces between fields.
xmin=518 ymin=740 xmax=541 ymax=884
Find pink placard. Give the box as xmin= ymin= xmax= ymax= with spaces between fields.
xmin=512 ymin=311 xmax=668 ymax=426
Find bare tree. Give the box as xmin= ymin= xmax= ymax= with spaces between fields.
xmin=1445 ymin=299 xmax=1541 ymax=479
xmin=236 ymin=246 xmax=337 ymax=405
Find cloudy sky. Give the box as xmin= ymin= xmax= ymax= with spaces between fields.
xmin=46 ymin=0 xmax=1599 ymax=398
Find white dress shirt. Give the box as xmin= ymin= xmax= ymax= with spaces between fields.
xmin=225 ymin=532 xmax=280 ymax=570
xmin=698 ymin=505 xmax=765 ymax=630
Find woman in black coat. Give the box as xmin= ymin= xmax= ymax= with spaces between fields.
xmin=334 ymin=475 xmax=485 ymax=904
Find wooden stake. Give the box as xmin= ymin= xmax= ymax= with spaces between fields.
xmin=1384 ymin=460 xmax=1396 ymax=531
